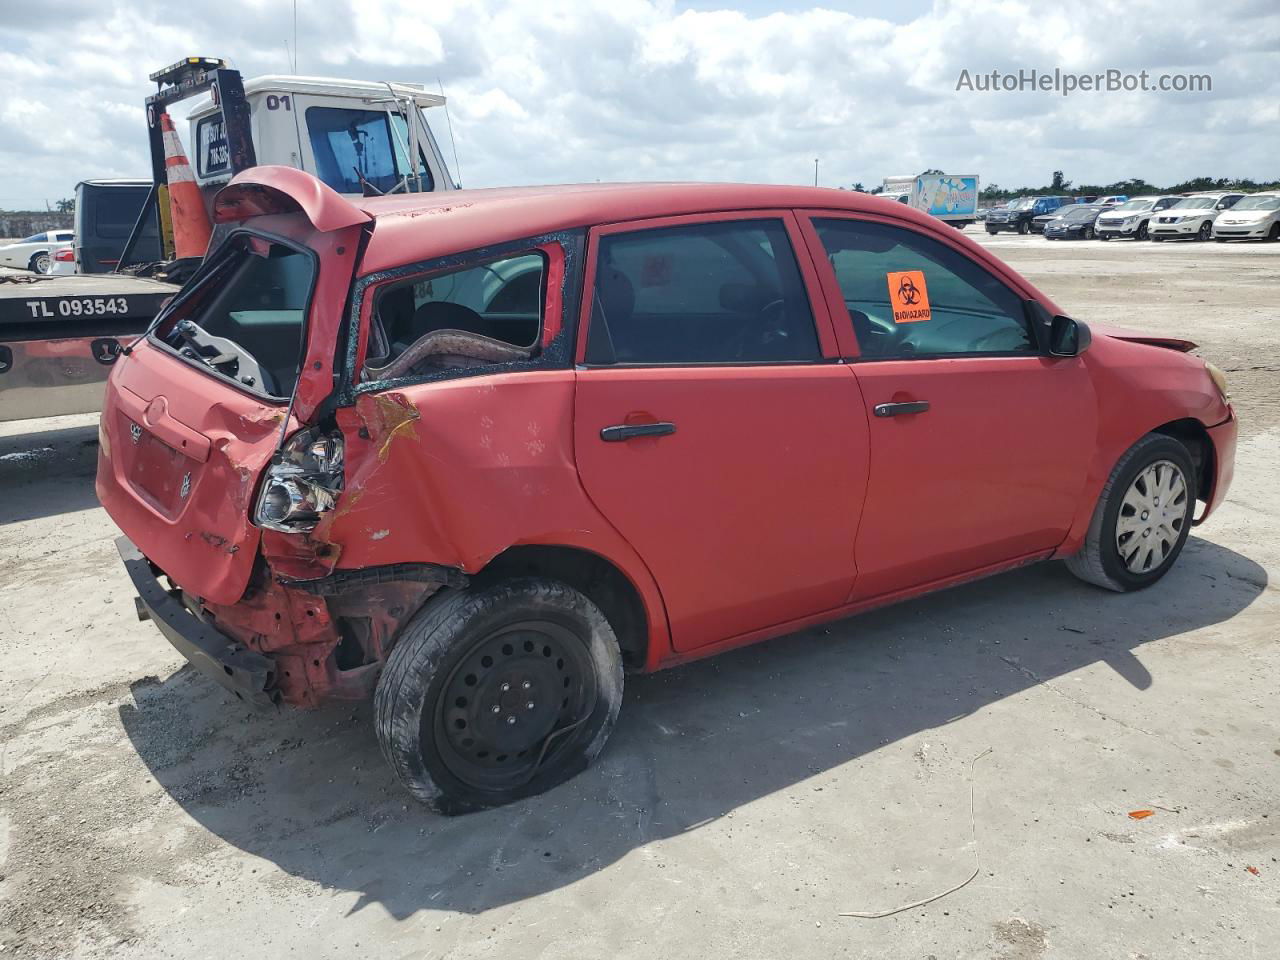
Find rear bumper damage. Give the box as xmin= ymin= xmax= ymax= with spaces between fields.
xmin=118 ymin=536 xmax=278 ymax=707
xmin=117 ymin=535 xmax=465 ymax=707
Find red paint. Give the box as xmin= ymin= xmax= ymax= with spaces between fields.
xmin=97 ymin=174 xmax=1239 ymax=707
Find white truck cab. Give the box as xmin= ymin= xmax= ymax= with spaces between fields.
xmin=186 ymin=75 xmax=457 ymax=198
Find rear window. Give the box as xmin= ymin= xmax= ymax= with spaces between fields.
xmin=154 ymin=235 xmax=315 ymax=399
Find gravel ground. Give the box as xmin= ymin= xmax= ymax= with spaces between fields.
xmin=1 ymin=232 xmax=1277 ymax=959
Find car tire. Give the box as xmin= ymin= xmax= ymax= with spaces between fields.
xmin=1083 ymin=226 xmax=1095 ymax=240
xmin=375 ymin=577 xmax=624 ymax=815
xmin=1196 ymin=221 xmax=1212 ymax=241
xmin=1137 ymin=222 xmax=1149 ymax=240
xmin=1064 ymin=433 xmax=1197 ymax=593
xmin=1268 ymin=223 xmax=1280 ymax=242
xmin=1214 ymin=237 xmax=1228 ymax=243
xmin=1018 ymin=220 xmax=1030 ymax=235
xmin=29 ymin=251 xmax=52 ymax=275
xmin=1151 ymin=235 xmax=1164 ymax=242
xmin=1099 ymin=234 xmax=1111 ymax=241
xmin=986 ymin=227 xmax=998 ymax=235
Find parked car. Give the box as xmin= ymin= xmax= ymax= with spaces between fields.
xmin=1094 ymin=195 xmax=1129 ymax=207
xmin=0 ymin=230 xmax=75 ymax=274
xmin=1211 ymin=193 xmax=1280 ymax=242
xmin=46 ymin=246 xmax=77 ymax=275
xmin=1044 ymin=204 xmax=1105 ymax=240
xmin=1031 ymin=205 xmax=1079 ymax=234
xmin=985 ymin=196 xmax=1072 ymax=234
xmin=1095 ymin=196 xmax=1181 ymax=240
xmin=99 ymin=168 xmax=1238 ymax=814
xmin=1149 ymin=193 xmax=1244 ymax=241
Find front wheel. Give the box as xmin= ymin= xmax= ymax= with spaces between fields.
xmin=1083 ymin=225 xmax=1095 ymax=240
xmin=1018 ymin=220 xmax=1030 ymax=235
xmin=375 ymin=578 xmax=624 ymax=814
xmin=1137 ymin=221 xmax=1149 ymax=240
xmin=1197 ymin=220 xmax=1212 ymax=241
xmin=1064 ymin=434 xmax=1197 ymax=592
xmin=1268 ymin=223 xmax=1280 ymax=242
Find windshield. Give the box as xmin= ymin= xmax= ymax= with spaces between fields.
xmin=1062 ymin=206 xmax=1099 ymax=221
xmin=1231 ymin=195 xmax=1280 ymax=211
xmin=305 ymin=106 xmax=435 ymax=195
xmin=1008 ymin=198 xmax=1036 ymax=210
xmin=1113 ymin=199 xmax=1155 ymax=212
xmin=154 ymin=235 xmax=315 ymax=400
xmin=1173 ymin=197 xmax=1216 ymax=209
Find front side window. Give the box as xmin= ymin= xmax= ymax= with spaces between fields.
xmin=365 ymin=252 xmax=545 ymax=381
xmin=305 ymin=107 xmax=434 ymax=195
xmin=813 ymin=218 xmax=1035 ymax=359
xmin=586 ymin=219 xmax=820 ymax=364
xmin=154 ymin=235 xmax=315 ymax=399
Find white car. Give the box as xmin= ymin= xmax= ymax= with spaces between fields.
xmin=1212 ymin=193 xmax=1280 ymax=242
xmin=1094 ymin=195 xmax=1128 ymax=207
xmin=1095 ymin=196 xmax=1182 ymax=240
xmin=0 ymin=230 xmax=75 ymax=274
xmin=1148 ymin=193 xmax=1244 ymax=241
xmin=46 ymin=245 xmax=77 ymax=275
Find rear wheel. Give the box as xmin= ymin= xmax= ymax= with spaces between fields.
xmin=1065 ymin=434 xmax=1196 ymax=592
xmin=375 ymin=578 xmax=624 ymax=814
xmin=28 ymin=251 xmax=51 ymax=275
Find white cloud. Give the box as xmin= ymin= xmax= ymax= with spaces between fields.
xmin=0 ymin=0 xmax=1276 ymax=209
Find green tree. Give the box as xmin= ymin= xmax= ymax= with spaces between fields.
xmin=55 ymin=197 xmax=74 ymax=213
xmin=1051 ymin=170 xmax=1071 ymax=191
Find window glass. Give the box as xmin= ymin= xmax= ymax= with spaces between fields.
xmin=55 ymin=232 xmax=74 ymax=242
xmin=20 ymin=233 xmax=46 ymax=243
xmin=305 ymin=107 xmax=434 ymax=195
xmin=813 ymin=218 xmax=1035 ymax=359
xmin=92 ymin=187 xmax=153 ymax=240
xmin=588 ymin=219 xmax=820 ymax=364
xmin=368 ymin=253 xmax=545 ymax=378
xmin=156 ymin=237 xmax=315 ymax=398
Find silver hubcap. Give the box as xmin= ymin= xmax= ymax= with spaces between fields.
xmin=34 ymin=255 xmax=51 ymax=273
xmin=1116 ymin=460 xmax=1187 ymax=574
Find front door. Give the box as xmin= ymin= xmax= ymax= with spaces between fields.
xmin=573 ymin=213 xmax=869 ymax=652
xmin=804 ymin=213 xmax=1097 ymax=600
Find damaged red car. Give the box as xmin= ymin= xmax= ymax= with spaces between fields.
xmin=98 ymin=168 xmax=1237 ymax=813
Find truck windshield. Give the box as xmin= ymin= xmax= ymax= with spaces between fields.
xmin=306 ymin=106 xmax=434 ymax=195
xmin=1008 ymin=198 xmax=1036 ymax=210
xmin=154 ymin=235 xmax=314 ymax=400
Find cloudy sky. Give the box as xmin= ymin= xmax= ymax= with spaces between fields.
xmin=0 ymin=0 xmax=1276 ymax=209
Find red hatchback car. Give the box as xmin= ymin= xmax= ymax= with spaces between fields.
xmin=98 ymin=168 xmax=1237 ymax=813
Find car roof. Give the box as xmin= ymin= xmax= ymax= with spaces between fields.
xmin=357 ymin=181 xmax=951 ymax=273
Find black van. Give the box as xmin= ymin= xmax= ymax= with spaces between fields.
xmin=74 ymin=179 xmax=162 ymax=274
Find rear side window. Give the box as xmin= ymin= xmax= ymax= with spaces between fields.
xmin=92 ymin=188 xmax=153 ymax=240
xmin=155 ymin=236 xmax=315 ymax=399
xmin=813 ymin=218 xmax=1034 ymax=359
xmin=366 ymin=253 xmax=545 ymax=380
xmin=587 ymin=219 xmax=820 ymax=364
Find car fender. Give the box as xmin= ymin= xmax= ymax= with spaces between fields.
xmin=306 ymin=372 xmax=674 ymax=668
xmin=1058 ymin=334 xmax=1229 ymax=556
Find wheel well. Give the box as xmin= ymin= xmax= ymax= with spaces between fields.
xmin=1153 ymin=418 xmax=1213 ymax=502
xmin=474 ymin=546 xmax=649 ymax=670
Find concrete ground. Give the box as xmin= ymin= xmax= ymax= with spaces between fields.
xmin=1 ymin=233 xmax=1276 ymax=959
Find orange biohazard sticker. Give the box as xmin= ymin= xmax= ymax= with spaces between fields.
xmin=886 ymin=270 xmax=932 ymax=323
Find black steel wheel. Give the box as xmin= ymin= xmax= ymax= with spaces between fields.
xmin=375 ymin=578 xmax=623 ymax=814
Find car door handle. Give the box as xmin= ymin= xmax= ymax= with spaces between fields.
xmin=873 ymin=401 xmax=930 ymax=418
xmin=600 ymin=422 xmax=677 ymax=442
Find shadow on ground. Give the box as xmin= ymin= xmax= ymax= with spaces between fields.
xmin=119 ymin=538 xmax=1266 ymax=919
xmin=0 ymin=421 xmax=100 ymax=521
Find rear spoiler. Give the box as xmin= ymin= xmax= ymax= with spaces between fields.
xmin=212 ymin=166 xmax=372 ymax=232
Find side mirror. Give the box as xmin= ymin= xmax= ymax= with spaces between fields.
xmin=1048 ymin=314 xmax=1092 ymax=357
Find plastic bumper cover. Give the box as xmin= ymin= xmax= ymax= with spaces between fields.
xmin=116 ymin=536 xmax=278 ymax=707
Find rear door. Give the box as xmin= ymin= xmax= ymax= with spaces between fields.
xmin=96 ymin=171 xmax=370 ymax=605
xmin=800 ymin=212 xmax=1096 ymax=599
xmin=573 ymin=212 xmax=870 ymax=653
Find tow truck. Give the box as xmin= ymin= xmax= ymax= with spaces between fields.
xmin=1 ymin=56 xmax=458 ymax=424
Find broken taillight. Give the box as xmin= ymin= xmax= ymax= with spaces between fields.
xmin=254 ymin=427 xmax=344 ymax=533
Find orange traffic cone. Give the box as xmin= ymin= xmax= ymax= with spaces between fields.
xmin=159 ymin=112 xmax=212 ymax=259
